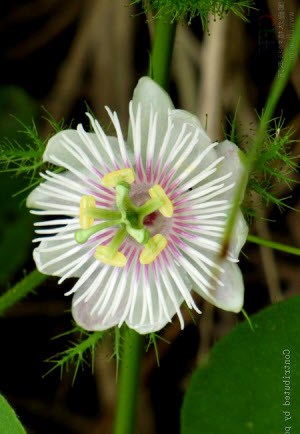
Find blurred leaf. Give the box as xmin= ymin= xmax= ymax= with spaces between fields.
xmin=181 ymin=296 xmax=300 ymax=434
xmin=0 ymin=86 xmax=37 ymax=136
xmin=0 ymin=393 xmax=25 ymax=434
xmin=0 ymin=174 xmax=34 ymax=286
xmin=0 ymin=86 xmax=37 ymax=287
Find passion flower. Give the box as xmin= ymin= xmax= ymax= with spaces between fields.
xmin=27 ymin=77 xmax=248 ymax=334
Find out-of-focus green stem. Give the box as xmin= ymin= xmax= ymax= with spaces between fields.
xmin=221 ymin=11 xmax=300 ymax=257
xmin=247 ymin=234 xmax=300 ymax=256
xmin=0 ymin=270 xmax=47 ymax=314
xmin=113 ymin=328 xmax=142 ymax=434
xmin=149 ymin=16 xmax=176 ymax=89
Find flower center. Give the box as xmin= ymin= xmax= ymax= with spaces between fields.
xmin=143 ymin=211 xmax=159 ymax=227
xmin=75 ymin=169 xmax=173 ymax=267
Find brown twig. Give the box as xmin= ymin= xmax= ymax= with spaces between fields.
xmin=43 ymin=0 xmax=101 ymax=128
xmin=254 ymin=205 xmax=284 ymax=303
xmin=173 ymin=27 xmax=198 ymax=112
xmin=197 ymin=14 xmax=229 ymax=140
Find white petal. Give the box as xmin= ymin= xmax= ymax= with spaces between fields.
xmin=33 ymin=220 xmax=113 ymax=277
xmin=157 ymin=116 xmax=219 ymax=195
xmin=125 ymin=257 xmax=186 ymax=334
xmin=172 ymin=234 xmax=244 ymax=312
xmin=170 ymin=109 xmax=211 ymax=147
xmin=214 ymin=140 xmax=247 ymax=201
xmin=70 ymin=247 xmax=179 ymax=333
xmin=26 ymin=171 xmax=83 ymax=210
xmin=26 ymin=169 xmax=114 ymax=211
xmin=72 ymin=250 xmax=140 ymax=332
xmin=127 ymin=76 xmax=174 ymax=149
xmin=71 ymin=266 xmax=124 ymax=331
xmin=43 ymin=129 xmax=123 ymax=174
xmin=172 ymin=208 xmax=248 ymax=261
xmin=228 ymin=210 xmax=248 ymax=259
xmin=128 ymin=78 xmax=175 ymax=177
xmin=192 ymin=260 xmax=244 ymax=313
xmin=156 ymin=110 xmax=211 ymax=179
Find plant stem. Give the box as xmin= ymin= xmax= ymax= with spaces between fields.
xmin=113 ymin=328 xmax=143 ymax=434
xmin=0 ymin=270 xmax=47 ymax=315
xmin=113 ymin=13 xmax=177 ymax=434
xmin=247 ymin=234 xmax=300 ymax=256
xmin=221 ymin=11 xmax=300 ymax=256
xmin=150 ymin=16 xmax=176 ymax=89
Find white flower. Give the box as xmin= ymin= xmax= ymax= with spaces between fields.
xmin=27 ymin=77 xmax=248 ymax=334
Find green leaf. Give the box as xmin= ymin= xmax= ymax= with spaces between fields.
xmin=181 ymin=296 xmax=300 ymax=434
xmin=0 ymin=393 xmax=25 ymax=434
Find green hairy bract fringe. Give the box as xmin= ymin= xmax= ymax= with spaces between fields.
xmin=131 ymin=0 xmax=254 ymax=27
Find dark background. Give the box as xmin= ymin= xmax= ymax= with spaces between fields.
xmin=0 ymin=1 xmax=299 ymax=433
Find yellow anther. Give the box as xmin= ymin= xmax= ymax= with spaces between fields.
xmin=80 ymin=195 xmax=96 ymax=229
xmin=101 ymin=168 xmax=135 ymax=188
xmin=148 ymin=184 xmax=173 ymax=218
xmin=94 ymin=246 xmax=127 ymax=267
xmin=140 ymin=234 xmax=167 ymax=265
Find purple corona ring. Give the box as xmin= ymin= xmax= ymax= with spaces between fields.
xmin=27 ymin=77 xmax=248 ymax=334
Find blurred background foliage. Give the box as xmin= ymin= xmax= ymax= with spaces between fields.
xmin=0 ymin=0 xmax=299 ymax=433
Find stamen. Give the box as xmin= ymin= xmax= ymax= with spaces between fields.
xmin=94 ymin=226 xmax=127 ymax=267
xmin=101 ymin=168 xmax=135 ymax=187
xmin=148 ymin=184 xmax=173 ymax=218
xmin=84 ymin=208 xmax=121 ymax=220
xmin=75 ymin=220 xmax=121 ymax=244
xmin=94 ymin=247 xmax=127 ymax=267
xmin=80 ymin=195 xmax=96 ymax=229
xmin=140 ymin=234 xmax=168 ymax=264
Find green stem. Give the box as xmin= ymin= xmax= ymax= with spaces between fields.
xmin=150 ymin=16 xmax=177 ymax=89
xmin=0 ymin=270 xmax=47 ymax=315
xmin=247 ymin=234 xmax=300 ymax=256
xmin=221 ymin=12 xmax=300 ymax=256
xmin=113 ymin=328 xmax=143 ymax=434
xmin=113 ymin=12 xmax=176 ymax=434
